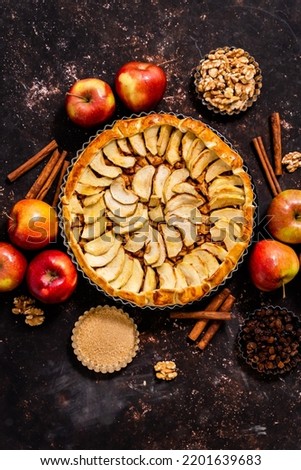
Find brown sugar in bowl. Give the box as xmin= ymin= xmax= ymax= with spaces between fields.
xmin=71 ymin=305 xmax=140 ymax=373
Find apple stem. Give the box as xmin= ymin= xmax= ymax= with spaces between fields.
xmin=66 ymin=92 xmax=90 ymax=102
xmin=4 ymin=211 xmax=13 ymax=221
xmin=282 ymin=282 xmax=286 ymax=299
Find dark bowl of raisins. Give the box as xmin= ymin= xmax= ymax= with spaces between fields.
xmin=237 ymin=306 xmax=301 ymax=375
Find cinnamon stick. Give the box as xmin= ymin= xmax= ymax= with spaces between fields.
xmin=36 ymin=151 xmax=68 ymax=201
xmin=170 ymin=311 xmax=232 ymax=321
xmin=7 ymin=139 xmax=58 ymax=182
xmin=25 ymin=149 xmax=64 ymax=199
xmin=188 ymin=287 xmax=231 ymax=341
xmin=52 ymin=159 xmax=70 ymax=207
xmin=197 ymin=294 xmax=236 ymax=350
xmin=252 ymin=136 xmax=282 ymax=196
xmin=270 ymin=112 xmax=282 ymax=175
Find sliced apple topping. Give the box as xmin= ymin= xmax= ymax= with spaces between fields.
xmin=174 ymin=266 xmax=188 ymax=289
xmin=128 ymin=133 xmax=147 ymax=156
xmin=81 ymin=217 xmax=106 ymax=240
xmin=132 ymin=165 xmax=155 ymax=202
xmin=201 ymin=242 xmax=228 ymax=262
xmin=185 ymin=138 xmax=207 ymax=171
xmin=110 ymin=254 xmax=134 ymax=289
xmin=95 ymin=246 xmax=125 ymax=282
xmin=104 ymin=189 xmax=137 ymax=218
xmin=110 ymin=178 xmax=138 ymax=205
xmin=160 ymin=224 xmax=183 ymax=258
xmin=120 ymin=258 xmax=144 ymax=293
xmin=205 ymin=159 xmax=232 ymax=183
xmin=181 ymin=131 xmax=197 ymax=162
xmin=157 ymin=124 xmax=173 ymax=156
xmin=82 ymin=192 xmax=103 ymax=207
xmin=165 ymin=129 xmax=183 ymax=165
xmin=90 ymin=150 xmax=122 ymax=179
xmin=210 ymin=219 xmax=242 ymax=252
xmin=113 ymin=208 xmax=148 ymax=235
xmin=182 ymin=253 xmax=208 ymax=281
xmin=209 ymin=192 xmax=245 ymax=210
xmin=162 ymin=168 xmax=189 ymax=203
xmin=69 ymin=195 xmax=83 ymax=214
xmin=75 ymin=182 xmax=102 ymax=196
xmin=208 ymin=175 xmax=243 ymax=195
xmin=172 ymin=182 xmax=200 ymax=198
xmin=144 ymin=227 xmax=166 ymax=267
xmin=190 ymin=149 xmax=219 ymax=179
xmin=191 ymin=248 xmax=220 ymax=277
xmin=84 ymin=229 xmax=116 ymax=256
xmin=165 ymin=193 xmax=204 ymax=214
xmin=116 ymin=138 xmax=132 ymax=154
xmin=210 ymin=207 xmax=245 ymax=223
xmin=176 ymin=262 xmax=201 ymax=286
xmin=143 ymin=266 xmax=157 ymax=292
xmin=157 ymin=262 xmax=176 ymax=289
xmin=153 ymin=165 xmax=171 ymax=200
xmin=103 ymin=140 xmax=136 ymax=168
xmin=167 ymin=215 xmax=198 ymax=247
xmin=169 ymin=205 xmax=203 ymax=224
xmin=143 ymin=125 xmax=160 ymax=155
xmin=83 ymin=195 xmax=106 ymax=224
xmin=84 ymin=237 xmax=122 ymax=267
xmin=79 ymin=166 xmax=113 ymax=187
xmin=149 ymin=204 xmax=164 ymax=223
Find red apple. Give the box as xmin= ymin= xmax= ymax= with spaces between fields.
xmin=65 ymin=78 xmax=116 ymax=127
xmin=248 ymin=239 xmax=299 ymax=296
xmin=267 ymin=189 xmax=301 ymax=244
xmin=0 ymin=242 xmax=28 ymax=292
xmin=7 ymin=199 xmax=58 ymax=251
xmin=26 ymin=249 xmax=77 ymax=304
xmin=115 ymin=61 xmax=167 ymax=112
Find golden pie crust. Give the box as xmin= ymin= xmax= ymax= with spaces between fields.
xmin=61 ymin=113 xmax=254 ymax=307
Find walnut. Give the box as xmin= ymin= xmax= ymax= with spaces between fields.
xmin=282 ymin=151 xmax=301 ymax=173
xmin=196 ymin=47 xmax=261 ymax=114
xmin=12 ymin=296 xmax=45 ymax=326
xmin=154 ymin=360 xmax=178 ymax=381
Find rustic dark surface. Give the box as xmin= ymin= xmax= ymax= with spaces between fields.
xmin=1 ymin=0 xmax=301 ymax=450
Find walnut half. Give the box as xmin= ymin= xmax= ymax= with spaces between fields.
xmin=154 ymin=360 xmax=178 ymax=381
xmin=12 ymin=296 xmax=45 ymax=326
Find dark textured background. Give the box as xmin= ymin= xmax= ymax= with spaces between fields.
xmin=0 ymin=0 xmax=301 ymax=450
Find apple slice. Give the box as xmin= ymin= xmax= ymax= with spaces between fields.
xmin=112 ymin=205 xmax=148 ymax=235
xmin=110 ymin=178 xmax=138 ymax=205
xmin=83 ymin=195 xmax=106 ymax=224
xmin=167 ymin=215 xmax=198 ymax=247
xmin=104 ymin=190 xmax=137 ymax=218
xmin=143 ymin=266 xmax=157 ymax=292
xmin=208 ymin=184 xmax=245 ymax=200
xmin=90 ymin=150 xmax=122 ymax=179
xmin=210 ymin=219 xmax=239 ymax=252
xmin=201 ymin=242 xmax=228 ymax=261
xmin=129 ymin=133 xmax=147 ymax=156
xmin=149 ymin=204 xmax=165 ymax=223
xmin=172 ymin=182 xmax=200 ymax=198
xmin=168 ymin=205 xmax=202 ymax=223
xmin=69 ymin=195 xmax=83 ymax=214
xmin=110 ymin=254 xmax=134 ymax=289
xmin=174 ymin=266 xmax=188 ymax=289
xmin=191 ymin=248 xmax=220 ymax=277
xmin=95 ymin=246 xmax=125 ymax=282
xmin=144 ymin=125 xmax=160 ymax=155
xmin=157 ymin=124 xmax=173 ymax=156
xmin=79 ymin=166 xmax=113 ymax=187
xmin=84 ymin=229 xmax=116 ymax=256
xmin=161 ymin=224 xmax=183 ymax=258
xmin=157 ymin=262 xmax=176 ymax=289
xmin=208 ymin=175 xmax=243 ymax=195
xmin=185 ymin=139 xmax=208 ymax=171
xmin=165 ymin=129 xmax=183 ymax=165
xmin=181 ymin=131 xmax=197 ymax=162
xmin=103 ymin=140 xmax=136 ymax=168
xmin=162 ymin=168 xmax=189 ymax=203
xmin=210 ymin=207 xmax=245 ymax=223
xmin=205 ymin=159 xmax=231 ymax=183
xmin=132 ymin=165 xmax=155 ymax=202
xmin=182 ymin=253 xmax=208 ymax=281
xmin=176 ymin=262 xmax=200 ymax=286
xmin=153 ymin=165 xmax=171 ymax=200
xmin=116 ymin=138 xmax=132 ymax=154
xmin=165 ymin=193 xmax=203 ymax=214
xmin=81 ymin=217 xmax=107 ymax=240
xmin=75 ymin=182 xmax=102 ymax=196
xmin=152 ymin=231 xmax=167 ymax=267
xmin=124 ymin=235 xmax=146 ymax=253
xmin=84 ymin=238 xmax=122 ymax=267
xmin=190 ymin=149 xmax=219 ymax=179
xmin=82 ymin=192 xmax=103 ymax=207
xmin=121 ymin=258 xmax=144 ymax=293
xmin=209 ymin=193 xmax=245 ymax=210
xmin=144 ymin=240 xmax=161 ymax=266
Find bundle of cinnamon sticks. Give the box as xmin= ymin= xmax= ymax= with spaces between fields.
xmin=252 ymin=112 xmax=283 ymax=197
xmin=170 ymin=287 xmax=235 ymax=350
xmin=7 ymin=139 xmax=70 ymax=207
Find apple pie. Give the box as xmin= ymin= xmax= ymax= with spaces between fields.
xmin=61 ymin=113 xmax=254 ymax=307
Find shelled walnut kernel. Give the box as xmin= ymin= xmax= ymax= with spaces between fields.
xmin=196 ymin=47 xmax=261 ymax=114
xmin=12 ymin=296 xmax=45 ymax=326
xmin=154 ymin=360 xmax=178 ymax=381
